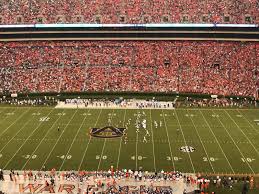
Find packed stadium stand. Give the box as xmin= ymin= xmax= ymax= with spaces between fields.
xmin=0 ymin=1 xmax=259 ymax=194
xmin=0 ymin=41 xmax=258 ymax=97
xmin=0 ymin=0 xmax=258 ymax=24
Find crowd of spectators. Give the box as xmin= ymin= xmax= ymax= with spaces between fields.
xmin=196 ymin=174 xmax=257 ymax=194
xmin=1 ymin=169 xmax=257 ymax=194
xmin=0 ymin=41 xmax=258 ymax=98
xmin=177 ymin=97 xmax=257 ymax=108
xmin=0 ymin=97 xmax=57 ymax=106
xmin=0 ymin=0 xmax=258 ymax=24
xmin=1 ymin=169 xmax=195 ymax=194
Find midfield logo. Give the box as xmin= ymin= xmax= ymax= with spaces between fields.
xmin=90 ymin=126 xmax=126 ymax=138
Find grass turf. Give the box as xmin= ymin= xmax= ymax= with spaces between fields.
xmin=0 ymin=107 xmax=258 ymax=175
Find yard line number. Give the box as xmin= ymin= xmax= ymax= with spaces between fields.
xmin=57 ymin=155 xmax=72 ymax=160
xmin=241 ymin=158 xmax=255 ymax=163
xmin=131 ymin=155 xmax=147 ymax=160
xmin=22 ymin=155 xmax=37 ymax=159
xmin=96 ymin=155 xmax=107 ymax=160
xmin=203 ymin=157 xmax=219 ymax=162
xmin=166 ymin=156 xmax=182 ymax=161
xmin=6 ymin=112 xmax=14 ymax=116
xmin=57 ymin=112 xmax=66 ymax=116
xmin=39 ymin=117 xmax=50 ymax=122
xmin=32 ymin=112 xmax=41 ymax=116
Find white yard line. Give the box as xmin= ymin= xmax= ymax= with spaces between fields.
xmin=116 ymin=109 xmax=127 ymax=169
xmin=0 ymin=107 xmax=29 ymax=138
xmin=162 ymin=109 xmax=175 ymax=171
xmin=97 ymin=109 xmax=115 ymax=171
xmin=58 ymin=109 xmax=91 ymax=171
xmin=212 ymin=110 xmax=255 ymax=174
xmin=0 ymin=107 xmax=41 ymax=154
xmin=187 ymin=110 xmax=215 ymax=173
xmin=149 ymin=109 xmax=157 ymax=172
xmin=199 ymin=110 xmax=235 ymax=174
xmin=21 ymin=109 xmax=66 ymax=170
xmin=97 ymin=139 xmax=107 ymax=171
xmin=40 ymin=109 xmax=79 ymax=170
xmin=236 ymin=109 xmax=259 ymax=135
xmin=135 ymin=120 xmax=139 ymax=170
xmin=78 ymin=109 xmax=102 ymax=171
xmin=224 ymin=110 xmax=259 ymax=156
xmin=3 ymin=108 xmax=54 ymax=169
xmin=174 ymin=109 xmax=196 ymax=173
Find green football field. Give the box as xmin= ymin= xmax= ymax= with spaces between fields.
xmin=0 ymin=106 xmax=258 ymax=175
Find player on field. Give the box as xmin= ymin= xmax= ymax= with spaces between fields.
xmin=124 ymin=136 xmax=128 ymax=144
xmin=143 ymin=136 xmax=147 ymax=143
xmin=128 ymin=119 xmax=131 ymax=124
xmin=154 ymin=121 xmax=158 ymax=128
xmin=108 ymin=118 xmax=112 ymax=125
xmin=160 ymin=121 xmax=163 ymax=127
xmin=142 ymin=121 xmax=147 ymax=129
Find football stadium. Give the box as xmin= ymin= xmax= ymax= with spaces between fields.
xmin=0 ymin=1 xmax=259 ymax=194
